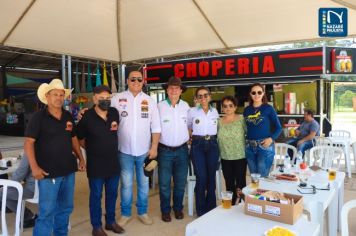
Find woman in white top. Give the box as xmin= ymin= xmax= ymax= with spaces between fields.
xmin=188 ymin=86 xmax=219 ymax=217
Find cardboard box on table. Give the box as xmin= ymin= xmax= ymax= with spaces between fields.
xmin=244 ymin=189 xmax=303 ymax=225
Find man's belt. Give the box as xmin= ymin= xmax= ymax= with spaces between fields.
xmin=158 ymin=143 xmax=187 ymax=151
xmin=246 ymin=139 xmax=263 ymax=147
xmin=192 ymin=135 xmax=217 ymax=141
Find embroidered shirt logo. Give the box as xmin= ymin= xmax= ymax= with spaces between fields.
xmin=65 ymin=121 xmax=73 ymax=131
xmin=110 ymin=121 xmax=118 ymax=131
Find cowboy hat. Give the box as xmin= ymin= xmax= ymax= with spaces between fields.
xmin=162 ymin=76 xmax=187 ymax=92
xmin=37 ymin=78 xmax=72 ymax=104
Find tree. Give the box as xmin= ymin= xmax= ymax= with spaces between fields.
xmin=339 ymin=90 xmax=356 ymax=107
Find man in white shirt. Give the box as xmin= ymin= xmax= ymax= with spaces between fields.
xmin=111 ymin=71 xmax=161 ymax=226
xmin=157 ymin=77 xmax=190 ymax=222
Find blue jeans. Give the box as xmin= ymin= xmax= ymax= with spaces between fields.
xmin=119 ymin=152 xmax=148 ymax=217
xmin=33 ymin=173 xmax=75 ymax=236
xmin=191 ymin=139 xmax=219 ymax=216
xmin=286 ymin=138 xmax=314 ymax=157
xmin=245 ymin=143 xmax=275 ymax=177
xmin=158 ymin=144 xmax=189 ymax=214
xmin=88 ymin=176 xmax=120 ymax=229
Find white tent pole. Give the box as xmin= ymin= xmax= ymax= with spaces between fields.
xmin=116 ymin=0 xmax=122 ymax=63
xmin=68 ymin=56 xmax=72 ymax=90
xmin=319 ymin=44 xmax=326 ymax=135
xmin=117 ymin=64 xmax=126 ymax=92
xmin=62 ymin=55 xmax=66 ymax=87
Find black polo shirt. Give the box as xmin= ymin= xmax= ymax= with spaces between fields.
xmin=25 ymin=108 xmax=78 ymax=178
xmin=76 ymin=107 xmax=120 ymax=178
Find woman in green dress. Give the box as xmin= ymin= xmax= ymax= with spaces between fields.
xmin=218 ymin=96 xmax=246 ymax=205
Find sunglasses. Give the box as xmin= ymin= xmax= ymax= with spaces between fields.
xmin=129 ymin=77 xmax=143 ymax=83
xmin=197 ymin=93 xmax=209 ymax=99
xmin=250 ymin=91 xmax=263 ymax=96
xmin=223 ymin=104 xmax=234 ymax=109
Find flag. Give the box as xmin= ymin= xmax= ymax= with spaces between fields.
xmin=81 ymin=64 xmax=86 ymax=93
xmin=95 ymin=61 xmax=101 ymax=86
xmin=87 ymin=64 xmax=93 ymax=92
xmin=103 ymin=62 xmax=109 ymax=86
xmin=74 ymin=63 xmax=80 ymax=93
xmin=110 ymin=64 xmax=117 ymax=93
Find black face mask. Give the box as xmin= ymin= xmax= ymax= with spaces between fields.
xmin=98 ymin=99 xmax=111 ymax=111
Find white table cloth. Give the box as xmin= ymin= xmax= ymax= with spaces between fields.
xmin=185 ymin=205 xmax=320 ymax=236
xmin=242 ymin=169 xmax=345 ymax=236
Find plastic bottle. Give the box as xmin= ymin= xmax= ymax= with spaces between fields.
xmin=295 ymin=151 xmax=303 ymax=170
xmin=284 ymin=154 xmax=291 ymax=169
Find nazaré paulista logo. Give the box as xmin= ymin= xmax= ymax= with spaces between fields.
xmin=319 ymin=8 xmax=348 ymax=37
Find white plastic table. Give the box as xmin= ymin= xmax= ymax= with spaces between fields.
xmin=185 ymin=205 xmax=320 ymax=236
xmin=242 ymin=170 xmax=345 ymax=236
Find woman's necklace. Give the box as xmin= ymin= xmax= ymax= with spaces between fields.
xmin=253 ymin=105 xmax=261 ymax=113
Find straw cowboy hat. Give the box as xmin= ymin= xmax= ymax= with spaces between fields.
xmin=162 ymin=76 xmax=187 ymax=92
xmin=37 ymin=78 xmax=72 ymax=104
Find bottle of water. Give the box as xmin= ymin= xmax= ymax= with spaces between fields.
xmin=296 ymin=151 xmax=303 ymax=170
xmin=284 ymin=154 xmax=291 ymax=169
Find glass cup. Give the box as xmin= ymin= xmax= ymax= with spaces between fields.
xmin=250 ymin=173 xmax=261 ymax=189
xmin=221 ymin=191 xmax=233 ymax=209
xmin=328 ymin=168 xmax=337 ymax=181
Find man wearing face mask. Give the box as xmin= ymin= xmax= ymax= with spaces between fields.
xmin=77 ymin=85 xmax=124 ymax=236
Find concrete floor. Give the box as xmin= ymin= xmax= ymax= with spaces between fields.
xmin=1 ymin=135 xmax=356 ymax=235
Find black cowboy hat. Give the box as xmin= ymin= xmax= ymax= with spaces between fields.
xmin=162 ymin=76 xmax=187 ymax=92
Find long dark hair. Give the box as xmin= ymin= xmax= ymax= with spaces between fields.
xmin=248 ymin=83 xmax=268 ymax=106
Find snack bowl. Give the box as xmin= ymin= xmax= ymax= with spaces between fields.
xmin=264 ymin=226 xmax=296 ymax=236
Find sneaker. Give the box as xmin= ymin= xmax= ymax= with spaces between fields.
xmin=138 ymin=214 xmax=153 ymax=225
xmin=118 ymin=216 xmax=131 ymax=227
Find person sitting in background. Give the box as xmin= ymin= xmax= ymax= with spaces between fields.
xmin=0 ymin=154 xmax=37 ymax=228
xmin=287 ymin=109 xmax=320 ymax=157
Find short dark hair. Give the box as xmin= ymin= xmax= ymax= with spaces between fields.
xmin=221 ymin=95 xmax=237 ymax=107
xmin=304 ymin=109 xmax=314 ymax=117
xmin=93 ymin=85 xmax=111 ymax=94
xmin=195 ymin=86 xmax=210 ymax=97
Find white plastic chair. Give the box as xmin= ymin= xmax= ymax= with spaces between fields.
xmin=329 ymin=130 xmax=351 ymax=138
xmin=273 ymin=143 xmax=297 ymax=170
xmin=20 ymin=180 xmax=39 ymax=232
xmin=313 ymin=136 xmax=333 ymax=146
xmin=329 ymin=130 xmax=353 ymax=176
xmin=308 ymin=137 xmax=333 ymax=166
xmin=341 ymin=199 xmax=356 ymax=236
xmin=352 ymin=141 xmax=356 ymax=166
xmin=187 ymin=161 xmax=196 ymax=216
xmin=151 ymin=166 xmax=158 ymax=190
xmin=309 ymin=146 xmax=343 ymax=169
xmin=187 ymin=161 xmax=222 ymax=216
xmin=0 ymin=179 xmax=23 ymax=236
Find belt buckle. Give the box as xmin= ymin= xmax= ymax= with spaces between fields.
xmin=249 ymin=140 xmax=258 ymax=147
xmin=204 ymin=135 xmax=211 ymax=140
